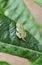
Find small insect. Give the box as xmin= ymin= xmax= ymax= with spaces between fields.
xmin=16 ymin=22 xmax=26 ymax=41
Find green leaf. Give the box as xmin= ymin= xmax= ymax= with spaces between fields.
xmin=31 ymin=56 xmax=42 ymax=65
xmin=0 ymin=14 xmax=42 ymax=52
xmin=33 ymin=0 xmax=42 ymax=7
xmin=0 ymin=0 xmax=42 ymax=43
xmin=0 ymin=61 xmax=10 ymax=65
xmin=0 ymin=42 xmax=41 ymax=61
